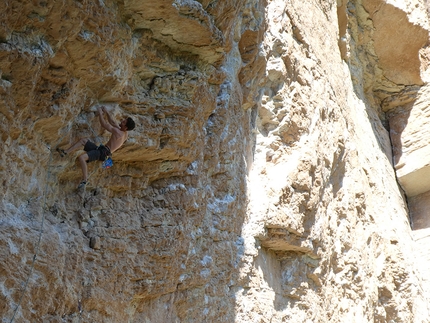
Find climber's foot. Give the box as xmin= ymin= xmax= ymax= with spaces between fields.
xmin=77 ymin=181 xmax=88 ymax=189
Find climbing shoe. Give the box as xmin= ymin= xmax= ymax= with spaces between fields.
xmin=77 ymin=181 xmax=88 ymax=189
xmin=56 ymin=148 xmax=67 ymax=157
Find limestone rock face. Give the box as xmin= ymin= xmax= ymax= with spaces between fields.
xmin=363 ymin=0 xmax=428 ymax=86
xmin=1 ymin=0 xmax=261 ymax=321
xmin=238 ymin=0 xmax=430 ymax=322
xmin=1 ymin=0 xmax=430 ymax=322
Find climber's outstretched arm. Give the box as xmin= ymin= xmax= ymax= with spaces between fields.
xmin=97 ymin=106 xmax=116 ymax=133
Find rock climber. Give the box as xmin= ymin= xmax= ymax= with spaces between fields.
xmin=57 ymin=106 xmax=136 ymax=189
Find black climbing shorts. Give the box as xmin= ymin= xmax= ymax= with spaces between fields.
xmin=84 ymin=140 xmax=111 ymax=162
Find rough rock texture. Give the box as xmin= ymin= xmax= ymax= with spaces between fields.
xmin=1 ymin=0 xmax=259 ymax=321
xmin=1 ymin=0 xmax=430 ymax=322
xmin=238 ymin=0 xmax=430 ymax=322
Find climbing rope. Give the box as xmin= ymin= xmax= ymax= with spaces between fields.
xmin=78 ymin=112 xmax=103 ymax=144
xmin=8 ymin=123 xmax=72 ymax=323
xmin=8 ymin=110 xmax=106 ymax=321
xmin=8 ymin=145 xmax=53 ymax=323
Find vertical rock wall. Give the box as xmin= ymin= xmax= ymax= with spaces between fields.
xmin=1 ymin=0 xmax=263 ymax=321
xmin=238 ymin=0 xmax=430 ymax=322
xmin=1 ymin=0 xmax=429 ymax=322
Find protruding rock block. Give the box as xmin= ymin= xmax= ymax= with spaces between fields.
xmin=90 ymin=236 xmax=101 ymax=250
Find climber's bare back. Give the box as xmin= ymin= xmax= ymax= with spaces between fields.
xmin=106 ymin=125 xmax=128 ymax=153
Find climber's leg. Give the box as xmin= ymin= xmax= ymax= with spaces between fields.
xmin=76 ymin=144 xmax=101 ymax=188
xmin=65 ymin=138 xmax=89 ymax=154
xmin=77 ymin=153 xmax=89 ymax=186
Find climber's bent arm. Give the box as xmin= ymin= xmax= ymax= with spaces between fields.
xmin=98 ymin=107 xmax=115 ymax=133
xmin=103 ymin=107 xmax=120 ymax=129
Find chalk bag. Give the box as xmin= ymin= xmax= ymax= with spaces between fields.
xmin=102 ymin=157 xmax=113 ymax=169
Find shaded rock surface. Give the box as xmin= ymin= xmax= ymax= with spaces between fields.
xmin=1 ymin=0 xmax=430 ymax=322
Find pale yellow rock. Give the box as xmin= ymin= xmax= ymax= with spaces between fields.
xmin=1 ymin=0 xmax=430 ymax=322
xmin=240 ymin=0 xmax=430 ymax=322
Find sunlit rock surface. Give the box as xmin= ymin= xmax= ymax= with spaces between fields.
xmin=1 ymin=0 xmax=430 ymax=322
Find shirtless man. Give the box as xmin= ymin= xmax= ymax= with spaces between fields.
xmin=57 ymin=106 xmax=135 ymax=188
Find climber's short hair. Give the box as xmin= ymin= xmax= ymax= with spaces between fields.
xmin=126 ymin=117 xmax=135 ymax=131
